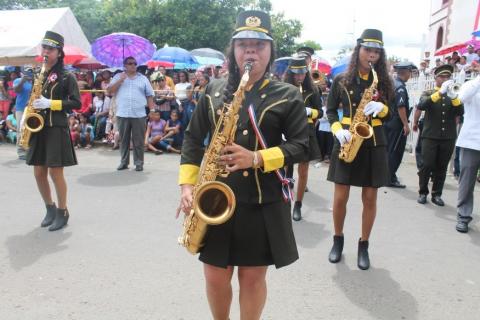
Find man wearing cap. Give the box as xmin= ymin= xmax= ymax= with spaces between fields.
xmin=13 ymin=67 xmax=33 ymax=160
xmin=465 ymin=45 xmax=479 ymax=65
xmin=455 ymin=63 xmax=480 ymax=233
xmin=385 ymin=62 xmax=414 ymax=188
xmin=284 ymin=57 xmax=322 ymax=221
xmin=417 ymin=64 xmax=464 ymax=206
xmin=297 ymin=46 xmax=315 ymax=67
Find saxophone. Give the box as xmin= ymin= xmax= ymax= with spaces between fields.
xmin=178 ymin=62 xmax=252 ymax=254
xmin=19 ymin=56 xmax=48 ymax=149
xmin=338 ymin=63 xmax=378 ymax=163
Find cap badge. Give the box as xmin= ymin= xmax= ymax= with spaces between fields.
xmin=245 ymin=16 xmax=261 ymax=27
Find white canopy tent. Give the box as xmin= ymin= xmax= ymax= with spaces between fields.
xmin=0 ymin=7 xmax=91 ymax=66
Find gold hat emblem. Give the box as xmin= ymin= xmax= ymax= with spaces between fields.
xmin=245 ymin=16 xmax=261 ymax=27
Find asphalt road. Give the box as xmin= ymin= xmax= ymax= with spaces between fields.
xmin=0 ymin=143 xmax=479 ymax=320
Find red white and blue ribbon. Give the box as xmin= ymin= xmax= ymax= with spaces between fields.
xmin=248 ymin=104 xmax=294 ymax=203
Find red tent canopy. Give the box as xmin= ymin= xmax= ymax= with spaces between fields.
xmin=36 ymin=45 xmax=89 ymax=64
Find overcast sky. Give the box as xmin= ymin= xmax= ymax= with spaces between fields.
xmin=270 ymin=0 xmax=431 ymax=64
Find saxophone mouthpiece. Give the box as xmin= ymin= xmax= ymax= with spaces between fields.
xmin=244 ymin=61 xmax=253 ymax=71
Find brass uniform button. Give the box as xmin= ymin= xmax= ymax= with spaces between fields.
xmin=243 ymin=171 xmax=249 ymax=177
xmin=214 ymin=92 xmax=220 ymax=97
xmin=261 ymin=93 xmax=266 ymax=99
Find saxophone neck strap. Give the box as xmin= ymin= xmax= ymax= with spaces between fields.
xmin=247 ymin=104 xmax=293 ymax=203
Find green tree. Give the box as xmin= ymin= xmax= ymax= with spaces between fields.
xmin=295 ymin=40 xmax=322 ymax=51
xmin=271 ymin=12 xmax=302 ymax=57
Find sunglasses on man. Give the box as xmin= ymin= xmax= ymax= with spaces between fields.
xmin=125 ymin=61 xmax=137 ymax=66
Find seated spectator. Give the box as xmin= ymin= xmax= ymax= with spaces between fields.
xmin=6 ymin=107 xmax=17 ymax=143
xmin=68 ymin=114 xmax=80 ymax=147
xmin=144 ymin=110 xmax=167 ymax=154
xmin=75 ymin=113 xmax=93 ymax=149
xmin=0 ymin=110 xmax=6 ymax=143
xmin=90 ymin=91 xmax=110 ymax=139
xmin=162 ymin=109 xmax=182 ymax=153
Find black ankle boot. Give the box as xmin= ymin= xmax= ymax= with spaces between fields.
xmin=41 ymin=203 xmax=57 ymax=227
xmin=328 ymin=235 xmax=344 ymax=263
xmin=48 ymin=208 xmax=69 ymax=231
xmin=292 ymin=201 xmax=302 ymax=221
xmin=357 ymin=239 xmax=370 ymax=270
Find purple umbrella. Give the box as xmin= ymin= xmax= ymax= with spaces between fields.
xmin=92 ymin=32 xmax=155 ymax=67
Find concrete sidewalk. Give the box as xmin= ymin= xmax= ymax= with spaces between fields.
xmin=0 ymin=143 xmax=479 ymax=319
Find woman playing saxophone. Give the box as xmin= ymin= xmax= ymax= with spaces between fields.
xmin=326 ymin=29 xmax=394 ymax=270
xmin=177 ymin=10 xmax=308 ymax=320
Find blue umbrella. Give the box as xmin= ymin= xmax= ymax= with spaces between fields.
xmin=473 ymin=29 xmax=480 ymax=37
xmin=272 ymin=57 xmax=292 ymax=76
xmin=152 ymin=47 xmax=200 ymax=69
xmin=331 ymin=55 xmax=351 ymax=77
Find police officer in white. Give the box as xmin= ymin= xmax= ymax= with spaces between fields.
xmin=456 ymin=63 xmax=480 ymax=233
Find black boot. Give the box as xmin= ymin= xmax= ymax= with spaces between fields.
xmin=357 ymin=239 xmax=370 ymax=270
xmin=41 ymin=203 xmax=57 ymax=227
xmin=48 ymin=208 xmax=69 ymax=231
xmin=328 ymin=235 xmax=344 ymax=263
xmin=292 ymin=201 xmax=302 ymax=221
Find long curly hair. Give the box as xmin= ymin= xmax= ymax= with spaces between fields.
xmin=223 ymin=39 xmax=276 ymax=104
xmin=342 ymin=44 xmax=394 ymax=102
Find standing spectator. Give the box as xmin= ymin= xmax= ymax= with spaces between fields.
xmin=451 ymin=51 xmax=460 ymax=65
xmin=86 ymin=71 xmax=95 ymax=89
xmin=107 ymin=56 xmax=154 ymax=172
xmin=181 ymin=85 xmax=196 ymax=131
xmin=77 ymin=80 xmax=93 ymax=117
xmin=213 ymin=65 xmax=222 ymax=79
xmin=192 ymin=74 xmax=209 ymax=105
xmin=0 ymin=75 xmax=11 ymax=120
xmin=151 ymin=72 xmax=174 ymax=120
xmin=175 ymin=70 xmax=190 ymax=108
xmin=6 ymin=107 xmax=17 ymax=143
xmin=157 ymin=66 xmax=175 ymax=89
xmin=435 ymin=58 xmax=443 ymax=68
xmin=465 ymin=45 xmax=479 ymax=65
xmin=417 ymin=65 xmax=464 ymax=206
xmin=316 ymin=105 xmax=333 ymax=163
xmin=456 ymin=56 xmax=469 ymax=72
xmin=7 ymin=71 xmax=19 ymax=104
xmin=100 ymin=70 xmax=112 ymax=91
xmin=13 ymin=67 xmax=33 ymax=160
xmin=455 ymin=64 xmax=480 ymax=233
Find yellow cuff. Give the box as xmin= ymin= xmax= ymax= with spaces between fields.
xmin=258 ymin=147 xmax=284 ymax=172
xmin=451 ymin=97 xmax=461 ymax=107
xmin=331 ymin=121 xmax=342 ymax=134
xmin=376 ymin=104 xmax=388 ymax=118
xmin=310 ymin=109 xmax=319 ymax=120
xmin=431 ymin=92 xmax=441 ymax=103
xmin=178 ymin=164 xmax=200 ymax=185
xmin=50 ymin=100 xmax=62 ymax=111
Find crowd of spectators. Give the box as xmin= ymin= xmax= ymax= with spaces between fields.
xmin=418 ymin=45 xmax=480 ymax=76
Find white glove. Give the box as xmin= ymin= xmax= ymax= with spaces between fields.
xmin=363 ymin=101 xmax=384 ymax=117
xmin=33 ymin=96 xmax=52 ymax=110
xmin=439 ymin=79 xmax=454 ymax=94
xmin=334 ymin=129 xmax=352 ymax=146
xmin=305 ymin=107 xmax=312 ymax=117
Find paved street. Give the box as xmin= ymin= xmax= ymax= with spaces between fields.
xmin=1 ymin=143 xmax=479 ymax=320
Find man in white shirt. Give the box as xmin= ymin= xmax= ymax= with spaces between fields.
xmin=465 ymin=45 xmax=479 ymax=65
xmin=456 ymin=63 xmax=480 ymax=233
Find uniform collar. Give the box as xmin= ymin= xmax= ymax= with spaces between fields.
xmin=246 ymin=77 xmax=270 ymax=92
xmin=358 ymin=71 xmax=369 ymax=81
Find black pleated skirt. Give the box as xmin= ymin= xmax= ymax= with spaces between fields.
xmin=327 ymin=140 xmax=389 ymax=188
xmin=199 ymin=201 xmax=299 ymax=269
xmin=26 ymin=126 xmax=78 ymax=167
xmin=304 ymin=123 xmax=322 ymax=162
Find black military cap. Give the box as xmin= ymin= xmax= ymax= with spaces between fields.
xmin=232 ymin=10 xmax=273 ymax=41
xmin=357 ymin=29 xmax=383 ymax=49
xmin=434 ymin=64 xmax=454 ymax=77
xmin=393 ymin=61 xmax=416 ymax=70
xmin=297 ymin=46 xmax=315 ymax=57
xmin=41 ymin=30 xmax=64 ymax=48
xmin=288 ymin=57 xmax=308 ymax=74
